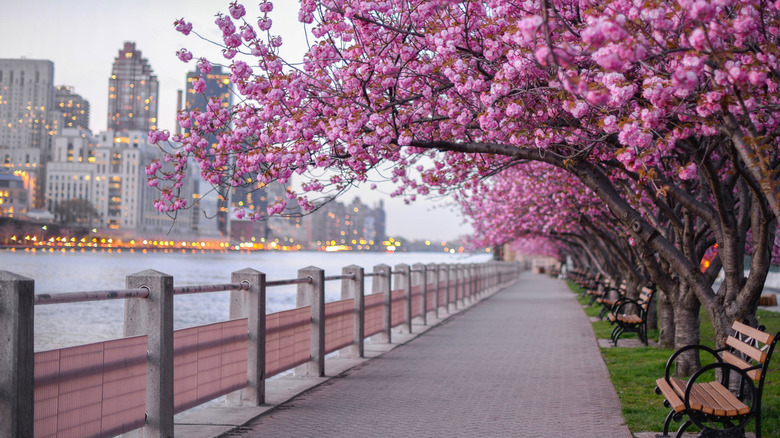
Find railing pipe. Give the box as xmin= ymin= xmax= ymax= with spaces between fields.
xmin=33 ymin=288 xmax=149 ymax=305
xmin=340 ymin=265 xmax=364 ymax=358
xmin=267 ymin=277 xmax=312 ymax=287
xmin=124 ymin=269 xmax=175 ymax=438
xmin=295 ymin=266 xmax=325 ymax=377
xmin=395 ymin=264 xmax=412 ymax=334
xmin=0 ymin=271 xmax=34 ymax=438
xmin=228 ymin=269 xmax=266 ymax=406
xmin=174 ymin=282 xmax=247 ymax=295
xmin=324 ymin=274 xmax=357 ymax=281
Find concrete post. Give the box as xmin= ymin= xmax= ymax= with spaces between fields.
xmin=228 ymin=269 xmax=266 ymax=406
xmin=340 ymin=265 xmax=364 ymax=358
xmin=463 ymin=264 xmax=471 ymax=305
xmin=372 ymin=264 xmax=392 ymax=344
xmin=0 ymin=271 xmax=34 ymax=438
xmin=427 ymin=263 xmax=439 ymax=319
xmin=295 ymin=266 xmax=325 ymax=377
xmin=394 ymin=264 xmax=411 ymax=334
xmin=470 ymin=265 xmax=477 ymax=300
xmin=440 ymin=264 xmax=451 ymax=313
xmin=413 ymin=263 xmax=427 ymax=326
xmin=125 ymin=270 xmax=174 ymax=438
xmin=454 ymin=265 xmax=463 ymax=308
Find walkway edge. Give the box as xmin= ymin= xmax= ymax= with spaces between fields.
xmin=173 ymin=280 xmax=520 ymax=438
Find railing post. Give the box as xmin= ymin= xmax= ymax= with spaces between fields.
xmin=444 ymin=264 xmax=458 ymax=313
xmin=455 ymin=265 xmax=463 ymax=307
xmin=372 ymin=264 xmax=392 ymax=344
xmin=295 ymin=266 xmax=325 ymax=377
xmin=413 ymin=263 xmax=427 ymax=326
xmin=463 ymin=265 xmax=474 ymax=304
xmin=125 ymin=270 xmax=174 ymax=438
xmin=0 ymin=271 xmax=34 ymax=438
xmin=394 ymin=264 xmax=411 ymax=334
xmin=340 ymin=265 xmax=364 ymax=358
xmin=471 ymin=264 xmax=477 ymax=300
xmin=427 ymin=263 xmax=439 ymax=319
xmin=228 ymin=268 xmax=266 ymax=406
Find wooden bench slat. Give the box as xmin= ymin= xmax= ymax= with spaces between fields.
xmin=726 ymin=335 xmax=767 ymax=363
xmin=698 ymin=382 xmax=735 ymax=416
xmin=656 ymin=378 xmax=685 ymax=412
xmin=707 ymin=382 xmax=750 ymax=416
xmin=732 ymin=320 xmax=775 ymax=345
xmin=722 ymin=351 xmax=762 ymax=381
xmin=663 ymin=378 xmax=749 ymax=417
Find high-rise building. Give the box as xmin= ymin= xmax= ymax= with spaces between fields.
xmin=184 ymin=66 xmax=233 ymax=236
xmin=107 ymin=42 xmax=159 ymax=132
xmin=0 ymin=59 xmax=57 ymax=151
xmin=0 ymin=59 xmax=61 ymax=208
xmin=45 ymin=127 xmax=98 ymax=216
xmin=184 ymin=65 xmax=231 ymax=114
xmin=55 ymin=86 xmax=90 ymax=130
xmin=306 ymin=197 xmax=386 ymax=249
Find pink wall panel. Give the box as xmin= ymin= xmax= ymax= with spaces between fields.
xmin=439 ymin=281 xmax=447 ymax=306
xmin=324 ymin=299 xmax=353 ymax=354
xmin=426 ymin=284 xmax=436 ymax=311
xmin=173 ymin=319 xmax=249 ymax=414
xmin=411 ymin=285 xmax=421 ymax=318
xmin=449 ymin=280 xmax=457 ymax=301
xmin=34 ymin=336 xmax=147 ymax=438
xmin=265 ymin=307 xmax=311 ymax=378
xmin=390 ymin=290 xmax=404 ymax=327
xmin=363 ymin=293 xmax=384 ymax=337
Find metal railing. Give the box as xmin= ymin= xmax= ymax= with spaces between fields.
xmin=0 ymin=260 xmax=522 ymax=438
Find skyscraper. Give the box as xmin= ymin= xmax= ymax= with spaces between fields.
xmin=0 ymin=58 xmax=61 ymax=208
xmin=184 ymin=66 xmax=234 ymax=236
xmin=184 ymin=65 xmax=231 ymax=114
xmin=107 ymin=42 xmax=158 ymax=132
xmin=0 ymin=59 xmax=57 ymax=151
xmin=55 ymin=86 xmax=90 ymax=130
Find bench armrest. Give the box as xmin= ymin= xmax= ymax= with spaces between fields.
xmin=664 ymin=344 xmax=723 ymax=381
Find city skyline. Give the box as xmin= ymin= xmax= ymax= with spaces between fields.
xmin=0 ymin=0 xmax=472 ymax=241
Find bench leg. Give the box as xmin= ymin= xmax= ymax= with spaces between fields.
xmin=657 ymin=409 xmax=676 ymax=437
xmin=674 ymin=419 xmax=693 ymax=438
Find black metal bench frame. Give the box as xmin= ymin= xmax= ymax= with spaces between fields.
xmin=606 ymin=286 xmax=654 ymax=346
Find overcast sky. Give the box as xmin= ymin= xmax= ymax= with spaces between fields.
xmin=0 ymin=0 xmax=474 ymax=242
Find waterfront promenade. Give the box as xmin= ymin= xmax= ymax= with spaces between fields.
xmin=213 ymin=272 xmax=631 ymax=437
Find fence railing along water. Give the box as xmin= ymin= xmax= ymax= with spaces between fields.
xmin=0 ymin=260 xmax=521 ymax=438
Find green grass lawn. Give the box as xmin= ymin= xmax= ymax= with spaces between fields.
xmin=568 ymin=280 xmax=780 ymax=438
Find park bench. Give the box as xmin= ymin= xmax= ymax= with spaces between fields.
xmin=583 ymin=274 xmax=609 ymax=304
xmin=654 ymin=320 xmax=778 ymax=437
xmin=596 ymin=282 xmax=627 ymax=319
xmin=605 ymin=286 xmax=654 ymax=346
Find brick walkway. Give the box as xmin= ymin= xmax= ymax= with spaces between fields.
xmin=225 ymin=272 xmax=631 ymax=437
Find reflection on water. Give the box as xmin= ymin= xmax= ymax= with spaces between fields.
xmin=1 ymin=250 xmax=490 ymax=351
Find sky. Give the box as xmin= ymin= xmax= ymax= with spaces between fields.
xmin=0 ymin=0 xmax=474 ymax=242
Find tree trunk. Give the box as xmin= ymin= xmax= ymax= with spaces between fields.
xmin=657 ymin=288 xmax=675 ymax=349
xmin=673 ymin=289 xmax=701 ymax=377
xmin=646 ymin=291 xmax=658 ymax=332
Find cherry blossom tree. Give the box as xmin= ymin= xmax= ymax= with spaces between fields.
xmin=150 ymin=0 xmax=780 ymax=373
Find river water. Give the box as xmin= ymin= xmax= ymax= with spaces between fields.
xmin=0 ymin=249 xmax=490 ymax=351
